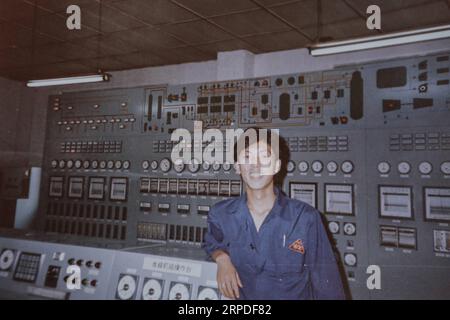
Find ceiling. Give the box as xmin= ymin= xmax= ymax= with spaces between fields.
xmin=0 ymin=0 xmax=449 ymax=81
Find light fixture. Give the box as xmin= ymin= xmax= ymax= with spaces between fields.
xmin=26 ymin=73 xmax=110 ymax=88
xmin=309 ymin=24 xmax=450 ymax=56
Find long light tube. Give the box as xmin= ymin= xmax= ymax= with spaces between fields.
xmin=27 ymin=73 xmax=110 ymax=87
xmin=310 ymin=24 xmax=450 ymax=56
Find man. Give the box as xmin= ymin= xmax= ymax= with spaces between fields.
xmin=203 ymin=128 xmax=345 ymax=300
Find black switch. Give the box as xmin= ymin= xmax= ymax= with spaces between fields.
xmin=324 ymin=90 xmax=331 ymax=99
xmin=311 ymin=91 xmax=318 ymax=100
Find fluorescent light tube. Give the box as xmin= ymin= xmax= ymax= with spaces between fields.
xmin=310 ymin=24 xmax=450 ymax=56
xmin=27 ymin=73 xmax=110 ymax=87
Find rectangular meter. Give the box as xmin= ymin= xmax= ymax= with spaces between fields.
xmin=379 ymin=186 xmax=413 ymax=219
xmin=325 ymin=184 xmax=354 ymax=215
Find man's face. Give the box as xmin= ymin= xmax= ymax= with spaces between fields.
xmin=235 ymin=141 xmax=281 ymax=191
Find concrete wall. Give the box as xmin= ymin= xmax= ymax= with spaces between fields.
xmin=2 ymin=38 xmax=450 ymax=167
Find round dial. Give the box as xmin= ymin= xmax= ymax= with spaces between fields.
xmin=440 ymin=161 xmax=450 ymax=175
xmin=106 ymin=160 xmax=114 ymax=169
xmin=116 ymin=275 xmax=137 ymax=300
xmin=377 ymin=161 xmax=391 ymax=174
xmin=202 ymin=161 xmax=211 ymax=171
xmin=344 ymin=253 xmax=357 ymax=267
xmin=142 ymin=279 xmax=163 ymax=300
xmin=58 ymin=160 xmax=66 ymax=169
xmin=328 ymin=221 xmax=340 ymax=234
xmin=212 ymin=162 xmax=221 ymax=171
xmin=311 ymin=161 xmax=324 ymax=173
xmin=99 ymin=160 xmax=107 ymax=169
xmin=287 ymin=160 xmax=296 ymax=173
xmin=418 ymin=161 xmax=432 ymax=175
xmin=197 ymin=287 xmax=219 ymax=300
xmin=142 ymin=160 xmax=150 ymax=170
xmin=66 ymin=160 xmax=74 ymax=169
xmin=0 ymin=249 xmax=15 ymax=271
xmin=188 ymin=159 xmax=201 ymax=173
xmin=222 ymin=162 xmax=232 ymax=172
xmin=51 ymin=160 xmax=58 ymax=168
xmin=160 ymin=158 xmax=171 ymax=173
xmin=169 ymin=283 xmax=190 ymax=300
xmin=341 ymin=161 xmax=354 ymax=174
xmin=83 ymin=160 xmax=90 ymax=169
xmin=343 ymin=223 xmax=356 ymax=236
xmin=122 ymin=160 xmax=130 ymax=170
xmin=397 ymin=161 xmax=411 ymax=174
xmin=298 ymin=161 xmax=309 ymax=173
xmin=114 ymin=160 xmax=122 ymax=170
xmin=173 ymin=160 xmax=185 ymax=173
xmin=150 ymin=160 xmax=159 ymax=170
xmin=91 ymin=160 xmax=98 ymax=169
xmin=74 ymin=160 xmax=82 ymax=169
xmin=326 ymin=161 xmax=338 ymax=173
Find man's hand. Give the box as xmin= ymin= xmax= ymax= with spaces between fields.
xmin=213 ymin=251 xmax=243 ymax=299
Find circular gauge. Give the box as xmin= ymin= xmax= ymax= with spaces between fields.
xmin=377 ymin=161 xmax=391 ymax=174
xmin=311 ymin=161 xmax=324 ymax=173
xmin=188 ymin=159 xmax=201 ymax=173
xmin=286 ymin=160 xmax=296 ymax=173
xmin=222 ymin=162 xmax=232 ymax=172
xmin=212 ymin=162 xmax=221 ymax=171
xmin=298 ymin=161 xmax=309 ymax=173
xmin=51 ymin=160 xmax=58 ymax=169
xmin=326 ymin=161 xmax=338 ymax=173
xmin=418 ymin=161 xmax=432 ymax=175
xmin=197 ymin=287 xmax=219 ymax=300
xmin=440 ymin=161 xmax=450 ymax=175
xmin=160 ymin=158 xmax=171 ymax=173
xmin=341 ymin=161 xmax=354 ymax=174
xmin=107 ymin=160 xmax=114 ymax=170
xmin=344 ymin=253 xmax=357 ymax=267
xmin=142 ymin=160 xmax=150 ymax=170
xmin=150 ymin=160 xmax=159 ymax=170
xmin=91 ymin=160 xmax=98 ymax=169
xmin=173 ymin=160 xmax=185 ymax=173
xmin=122 ymin=160 xmax=130 ymax=170
xmin=0 ymin=250 xmax=15 ymax=271
xmin=202 ymin=161 xmax=211 ymax=171
xmin=74 ymin=160 xmax=82 ymax=169
xmin=397 ymin=161 xmax=411 ymax=174
xmin=99 ymin=160 xmax=107 ymax=169
xmin=343 ymin=223 xmax=356 ymax=236
xmin=169 ymin=283 xmax=190 ymax=300
xmin=142 ymin=279 xmax=163 ymax=300
xmin=58 ymin=160 xmax=66 ymax=169
xmin=83 ymin=160 xmax=90 ymax=169
xmin=114 ymin=160 xmax=122 ymax=170
xmin=66 ymin=160 xmax=74 ymax=169
xmin=328 ymin=221 xmax=340 ymax=234
xmin=116 ymin=275 xmax=137 ymax=300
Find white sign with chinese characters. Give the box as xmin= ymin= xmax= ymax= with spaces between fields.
xmin=143 ymin=257 xmax=202 ymax=278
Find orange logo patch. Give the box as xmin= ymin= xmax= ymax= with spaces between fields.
xmin=288 ymin=239 xmax=305 ymax=254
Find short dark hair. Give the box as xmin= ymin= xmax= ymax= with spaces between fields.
xmin=233 ymin=127 xmax=280 ymax=163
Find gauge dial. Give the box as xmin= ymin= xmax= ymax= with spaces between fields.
xmin=202 ymin=161 xmax=211 ymax=171
xmin=328 ymin=221 xmax=340 ymax=234
xmin=311 ymin=161 xmax=323 ymax=173
xmin=51 ymin=160 xmax=58 ymax=168
xmin=343 ymin=223 xmax=356 ymax=236
xmin=66 ymin=160 xmax=74 ymax=169
xmin=212 ymin=162 xmax=221 ymax=171
xmin=91 ymin=160 xmax=98 ymax=169
xmin=173 ymin=160 xmax=185 ymax=173
xmin=344 ymin=253 xmax=357 ymax=267
xmin=142 ymin=279 xmax=163 ymax=300
xmin=83 ymin=160 xmax=90 ymax=169
xmin=222 ymin=162 xmax=232 ymax=172
xmin=440 ymin=161 xmax=450 ymax=175
xmin=169 ymin=283 xmax=190 ymax=300
xmin=286 ymin=160 xmax=295 ymax=173
xmin=397 ymin=161 xmax=411 ymax=174
xmin=341 ymin=161 xmax=354 ymax=174
xmin=107 ymin=160 xmax=114 ymax=170
xmin=0 ymin=249 xmax=15 ymax=271
xmin=150 ymin=160 xmax=159 ymax=170
xmin=122 ymin=160 xmax=130 ymax=170
xmin=197 ymin=287 xmax=219 ymax=300
xmin=298 ymin=161 xmax=309 ymax=173
xmin=326 ymin=161 xmax=338 ymax=173
xmin=58 ymin=160 xmax=66 ymax=169
xmin=418 ymin=161 xmax=432 ymax=175
xmin=142 ymin=160 xmax=150 ymax=170
xmin=116 ymin=275 xmax=137 ymax=300
xmin=114 ymin=160 xmax=122 ymax=170
xmin=377 ymin=161 xmax=390 ymax=174
xmin=74 ymin=160 xmax=82 ymax=169
xmin=188 ymin=159 xmax=201 ymax=173
xmin=160 ymin=158 xmax=171 ymax=173
xmin=99 ymin=160 xmax=107 ymax=169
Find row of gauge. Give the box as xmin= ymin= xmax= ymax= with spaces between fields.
xmin=51 ymin=159 xmax=131 ymax=170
